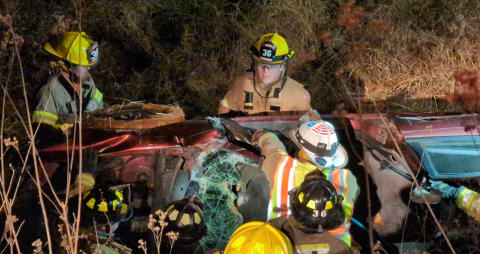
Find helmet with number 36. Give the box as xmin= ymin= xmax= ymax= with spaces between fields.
xmin=289 ymin=170 xmax=345 ymax=231
xmin=250 ymin=33 xmax=294 ymax=65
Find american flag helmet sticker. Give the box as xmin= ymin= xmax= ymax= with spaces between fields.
xmin=307 ymin=121 xmax=335 ymax=135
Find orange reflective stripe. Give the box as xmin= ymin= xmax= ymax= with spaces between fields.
xmin=279 ymin=157 xmax=294 ymax=217
xmin=286 ymin=159 xmax=297 ymax=215
xmin=374 ymin=213 xmax=385 ymax=226
xmin=328 ymin=222 xmax=351 ymax=247
xmin=268 ymin=155 xmax=289 ymax=219
xmin=332 ymin=169 xmax=342 ymax=193
xmin=268 ymin=155 xmax=295 ymax=219
xmin=328 ymin=224 xmax=347 ymax=236
xmin=326 ymin=169 xmax=354 ymax=247
xmin=270 ymin=154 xmax=287 ymax=200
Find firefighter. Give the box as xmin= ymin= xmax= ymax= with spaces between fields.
xmin=218 ymin=33 xmax=311 ymax=115
xmin=429 ymin=180 xmax=480 ymax=222
xmin=161 ymin=195 xmax=207 ymax=254
xmin=33 ymin=31 xmax=103 ymax=147
xmin=221 ymin=221 xmax=294 ymax=254
xmin=218 ymin=118 xmax=359 ymax=247
xmin=269 ymin=169 xmax=354 ymax=253
xmin=61 ymin=186 xmax=132 ymax=253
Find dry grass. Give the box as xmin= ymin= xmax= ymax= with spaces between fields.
xmin=347 ymin=0 xmax=480 ymax=112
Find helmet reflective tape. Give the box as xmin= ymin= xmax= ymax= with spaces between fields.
xmin=179 ymin=214 xmax=191 ymax=226
xmin=231 ymin=236 xmax=246 ymax=249
xmin=253 ymin=243 xmax=264 ymax=253
xmin=274 ymin=246 xmax=285 ymax=254
xmin=114 ymin=190 xmax=123 ymax=201
xmin=297 ymin=243 xmax=330 ymax=252
xmin=194 ymin=213 xmax=201 ymax=224
xmin=113 ymin=200 xmax=119 ymax=210
xmin=98 ymin=201 xmax=108 ymax=212
xmin=306 ymin=200 xmax=315 ymax=210
xmin=168 ymin=209 xmax=179 ymax=220
xmin=86 ymin=198 xmax=96 ymax=209
xmin=298 ymin=192 xmax=304 ymax=202
xmin=84 ymin=189 xmax=127 ymax=214
xmin=295 ymin=130 xmax=339 ymax=157
xmin=325 ymin=201 xmax=333 ymax=210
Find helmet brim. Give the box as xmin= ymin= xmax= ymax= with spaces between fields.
xmin=44 ymin=41 xmax=64 ymax=59
xmin=289 ymin=128 xmax=348 ymax=168
xmin=252 ymin=55 xmax=286 ymax=65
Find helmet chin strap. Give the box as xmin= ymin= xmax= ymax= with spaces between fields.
xmin=60 ymin=61 xmax=69 ymax=72
xmin=279 ymin=50 xmax=294 ymax=92
xmin=280 ymin=57 xmax=290 ymax=91
xmin=298 ymin=150 xmax=310 ymax=162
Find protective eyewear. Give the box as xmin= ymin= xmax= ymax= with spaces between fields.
xmin=255 ymin=62 xmax=283 ymax=70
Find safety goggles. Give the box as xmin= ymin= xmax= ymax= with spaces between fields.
xmin=254 ymin=61 xmax=284 ymax=70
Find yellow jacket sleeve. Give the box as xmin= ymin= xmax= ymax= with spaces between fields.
xmin=456 ymin=187 xmax=480 ymax=222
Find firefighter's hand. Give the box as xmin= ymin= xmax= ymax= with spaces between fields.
xmin=207 ymin=117 xmax=226 ymax=135
xmin=69 ymin=173 xmax=95 ymax=198
xmin=221 ymin=118 xmax=256 ymax=145
xmin=429 ymin=180 xmax=465 ymax=199
xmin=207 ymin=117 xmax=257 ymax=145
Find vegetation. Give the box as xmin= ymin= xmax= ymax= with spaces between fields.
xmin=1 ymin=0 xmax=478 ymax=125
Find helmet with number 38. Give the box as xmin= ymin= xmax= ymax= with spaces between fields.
xmin=250 ymin=33 xmax=294 ymax=65
xmin=289 ymin=170 xmax=345 ymax=231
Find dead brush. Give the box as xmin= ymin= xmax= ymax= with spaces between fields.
xmin=148 ymin=209 xmax=168 ymax=254
xmin=86 ymin=0 xmax=334 ymax=116
xmin=140 ymin=209 xmax=179 ymax=254
xmin=348 ymin=35 xmax=480 ymax=102
xmin=447 ymin=70 xmax=480 ymax=113
xmin=346 ymin=0 xmax=480 ymax=112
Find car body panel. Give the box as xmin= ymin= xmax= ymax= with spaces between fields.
xmin=34 ymin=112 xmax=480 ymax=246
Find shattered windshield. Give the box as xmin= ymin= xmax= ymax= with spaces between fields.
xmin=192 ymin=149 xmax=256 ymax=250
xmin=406 ymin=135 xmax=480 ymax=179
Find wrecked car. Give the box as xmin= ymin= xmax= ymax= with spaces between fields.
xmin=19 ymin=107 xmax=480 ymax=252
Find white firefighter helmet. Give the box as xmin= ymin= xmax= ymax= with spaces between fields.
xmin=290 ymin=120 xmax=348 ymax=168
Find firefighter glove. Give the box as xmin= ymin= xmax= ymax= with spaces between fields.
xmin=221 ymin=118 xmax=257 ymax=146
xmin=429 ymin=180 xmax=465 ymax=199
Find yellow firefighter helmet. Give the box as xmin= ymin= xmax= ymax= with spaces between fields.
xmin=250 ymin=33 xmax=294 ymax=64
xmin=44 ymin=31 xmax=99 ymax=66
xmin=224 ymin=221 xmax=293 ymax=254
